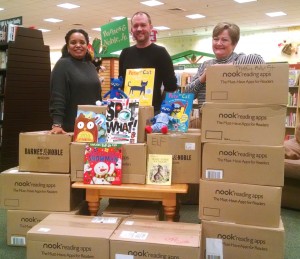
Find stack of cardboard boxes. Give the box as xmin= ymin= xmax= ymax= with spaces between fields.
xmin=0 ymin=102 xmax=204 ymax=258
xmin=26 ymin=214 xmax=202 ymax=259
xmin=199 ymin=63 xmax=288 ymax=258
xmin=0 ymin=132 xmax=86 ymax=246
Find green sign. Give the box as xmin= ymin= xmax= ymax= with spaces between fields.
xmin=100 ymin=18 xmax=130 ymax=54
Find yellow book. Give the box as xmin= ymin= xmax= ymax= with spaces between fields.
xmin=124 ymin=68 xmax=155 ymax=106
xmin=146 ymin=154 xmax=172 ymax=185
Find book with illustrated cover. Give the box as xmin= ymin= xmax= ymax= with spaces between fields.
xmin=165 ymin=92 xmax=194 ymax=132
xmin=106 ymin=98 xmax=139 ymax=144
xmin=124 ymin=68 xmax=155 ymax=106
xmin=146 ymin=154 xmax=172 ymax=185
xmin=74 ymin=110 xmax=106 ymax=143
xmin=83 ymin=143 xmax=122 ymax=185
xmin=289 ymin=69 xmax=300 ymax=87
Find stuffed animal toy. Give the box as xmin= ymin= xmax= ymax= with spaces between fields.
xmin=103 ymin=76 xmax=128 ymax=99
xmin=145 ymin=102 xmax=178 ymax=134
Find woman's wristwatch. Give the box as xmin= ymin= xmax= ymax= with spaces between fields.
xmin=52 ymin=124 xmax=62 ymax=129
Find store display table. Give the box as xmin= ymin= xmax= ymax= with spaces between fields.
xmin=72 ymin=182 xmax=188 ymax=221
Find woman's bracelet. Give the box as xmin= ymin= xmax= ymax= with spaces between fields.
xmin=52 ymin=124 xmax=62 ymax=129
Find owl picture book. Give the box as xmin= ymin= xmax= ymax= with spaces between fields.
xmin=74 ymin=110 xmax=107 ymax=143
xmin=165 ymin=92 xmax=194 ymax=132
xmin=146 ymin=154 xmax=172 ymax=185
xmin=124 ymin=68 xmax=155 ymax=106
xmin=83 ymin=143 xmax=122 ymax=185
xmin=106 ymin=98 xmax=139 ymax=144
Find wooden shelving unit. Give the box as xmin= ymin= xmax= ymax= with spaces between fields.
xmin=285 ymin=64 xmax=300 ymax=140
xmin=0 ymin=27 xmax=51 ymax=171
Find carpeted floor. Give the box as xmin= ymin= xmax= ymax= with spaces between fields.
xmin=0 ymin=202 xmax=299 ymax=259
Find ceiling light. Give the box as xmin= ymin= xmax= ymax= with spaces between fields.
xmin=234 ymin=0 xmax=257 ymax=3
xmin=141 ymin=0 xmax=164 ymax=7
xmin=38 ymin=29 xmax=51 ymax=32
xmin=186 ymin=14 xmax=206 ymax=19
xmin=0 ymin=8 xmax=4 ymax=11
xmin=112 ymin=16 xmax=126 ymax=20
xmin=92 ymin=28 xmax=101 ymax=31
xmin=266 ymin=11 xmax=287 ymax=17
xmin=44 ymin=18 xmax=63 ymax=23
xmin=57 ymin=3 xmax=80 ymax=9
xmin=154 ymin=26 xmax=169 ymax=30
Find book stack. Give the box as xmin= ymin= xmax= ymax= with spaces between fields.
xmin=200 ymin=63 xmax=288 ymax=259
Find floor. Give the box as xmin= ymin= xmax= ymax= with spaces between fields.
xmin=0 ymin=200 xmax=299 ymax=259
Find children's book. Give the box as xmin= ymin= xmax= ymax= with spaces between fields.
xmin=106 ymin=98 xmax=139 ymax=144
xmin=146 ymin=154 xmax=172 ymax=185
xmin=74 ymin=110 xmax=106 ymax=143
xmin=83 ymin=143 xmax=122 ymax=185
xmin=165 ymin=92 xmax=194 ymax=132
xmin=124 ymin=68 xmax=155 ymax=106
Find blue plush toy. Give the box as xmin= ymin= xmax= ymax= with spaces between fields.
xmin=145 ymin=102 xmax=178 ymax=134
xmin=103 ymin=76 xmax=128 ymax=99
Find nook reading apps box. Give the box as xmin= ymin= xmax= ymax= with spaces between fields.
xmin=206 ymin=63 xmax=288 ymax=105
xmin=199 ymin=179 xmax=282 ymax=228
xmin=202 ymin=143 xmax=284 ymax=186
xmin=201 ymin=219 xmax=285 ymax=259
xmin=110 ymin=219 xmax=201 ymax=259
xmin=0 ymin=167 xmax=84 ymax=211
xmin=6 ymin=201 xmax=89 ymax=246
xmin=201 ymin=103 xmax=286 ymax=146
xmin=27 ymin=214 xmax=122 ymax=259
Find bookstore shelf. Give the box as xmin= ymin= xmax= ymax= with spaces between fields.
xmin=286 ymin=65 xmax=300 ymax=140
xmin=0 ymin=27 xmax=52 ymax=171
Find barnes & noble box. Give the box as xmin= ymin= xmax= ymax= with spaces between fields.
xmin=71 ymin=142 xmax=147 ymax=183
xmin=19 ymin=131 xmax=73 ymax=173
xmin=147 ymin=132 xmax=201 ymax=183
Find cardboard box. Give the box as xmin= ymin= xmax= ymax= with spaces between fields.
xmin=110 ymin=219 xmax=201 ymax=259
xmin=102 ymin=200 xmax=162 ymax=220
xmin=122 ymin=143 xmax=147 ymax=184
xmin=0 ymin=167 xmax=84 ymax=211
xmin=138 ymin=105 xmax=154 ymax=143
xmin=27 ymin=214 xmax=122 ymax=259
xmin=199 ymin=179 xmax=282 ymax=227
xmin=202 ymin=143 xmax=284 ymax=186
xmin=206 ymin=63 xmax=289 ymax=105
xmin=201 ymin=103 xmax=286 ymax=146
xmin=78 ymin=104 xmax=154 ymax=143
xmin=19 ymin=131 xmax=73 ymax=173
xmin=147 ymin=132 xmax=201 ymax=183
xmin=70 ymin=142 xmax=147 ymax=183
xmin=6 ymin=201 xmax=89 ymax=246
xmin=77 ymin=104 xmax=107 ymax=115
xmin=70 ymin=142 xmax=86 ymax=182
xmin=201 ymin=219 xmax=285 ymax=259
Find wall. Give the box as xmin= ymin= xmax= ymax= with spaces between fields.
xmin=50 ymin=27 xmax=300 ymax=67
xmin=157 ymin=27 xmax=300 ymax=64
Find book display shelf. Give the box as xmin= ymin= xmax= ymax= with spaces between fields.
xmin=0 ymin=27 xmax=51 ymax=171
xmin=286 ymin=64 xmax=300 ymax=140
